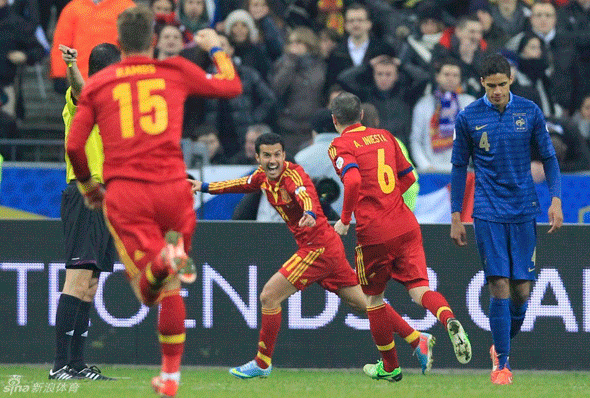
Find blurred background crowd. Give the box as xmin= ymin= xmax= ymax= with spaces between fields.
xmin=2 ymin=0 xmax=590 ymax=177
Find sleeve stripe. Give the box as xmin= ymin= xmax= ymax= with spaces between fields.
xmin=284 ymin=168 xmax=304 ymax=186
xmin=300 ymin=191 xmax=313 ymax=211
xmin=328 ymin=145 xmax=337 ymax=159
xmin=285 ymin=168 xmax=313 ymax=211
xmin=209 ymin=176 xmax=250 ymax=191
xmin=212 ymin=51 xmax=236 ymax=80
xmin=398 ymin=166 xmax=414 ymax=178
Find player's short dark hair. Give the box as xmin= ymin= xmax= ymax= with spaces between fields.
xmin=479 ymin=53 xmax=511 ymax=79
xmin=330 ymin=92 xmax=362 ymax=126
xmin=88 ymin=43 xmax=121 ymax=77
xmin=117 ymin=6 xmax=155 ymax=53
xmin=255 ymin=132 xmax=285 ymax=154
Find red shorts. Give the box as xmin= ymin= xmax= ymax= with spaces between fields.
xmin=103 ymin=178 xmax=196 ymax=279
xmin=279 ymin=234 xmax=358 ymax=293
xmin=356 ymin=227 xmax=429 ymax=295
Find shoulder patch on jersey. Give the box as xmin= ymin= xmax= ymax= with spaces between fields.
xmin=295 ymin=186 xmax=306 ymax=195
xmin=336 ymin=157 xmax=344 ymax=170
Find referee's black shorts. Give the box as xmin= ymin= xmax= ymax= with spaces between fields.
xmin=61 ymin=182 xmax=117 ymax=272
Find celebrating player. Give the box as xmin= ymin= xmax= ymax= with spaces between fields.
xmin=50 ymin=43 xmax=120 ymax=382
xmin=191 ymin=132 xmax=435 ymax=381
xmin=328 ymin=92 xmax=472 ymax=381
xmin=450 ymin=53 xmax=563 ymax=385
xmin=66 ymin=6 xmax=242 ymax=398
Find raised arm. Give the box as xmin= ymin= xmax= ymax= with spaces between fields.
xmin=59 ymin=45 xmax=84 ymax=99
xmin=183 ymin=29 xmax=242 ymax=98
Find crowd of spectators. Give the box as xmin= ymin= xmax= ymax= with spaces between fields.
xmin=3 ymin=0 xmax=590 ymax=174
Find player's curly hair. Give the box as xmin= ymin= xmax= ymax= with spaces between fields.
xmin=117 ymin=6 xmax=155 ymax=54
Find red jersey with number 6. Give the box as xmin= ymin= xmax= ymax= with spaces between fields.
xmin=328 ymin=123 xmax=419 ymax=245
xmin=67 ymin=52 xmax=242 ymax=183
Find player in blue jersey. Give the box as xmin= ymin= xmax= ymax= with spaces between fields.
xmin=450 ymin=53 xmax=563 ymax=385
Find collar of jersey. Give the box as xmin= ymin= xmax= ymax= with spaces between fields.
xmin=483 ymin=91 xmax=514 ymax=111
xmin=265 ymin=161 xmax=289 ymax=188
xmin=120 ymin=55 xmax=152 ymax=64
xmin=342 ymin=123 xmax=366 ymax=135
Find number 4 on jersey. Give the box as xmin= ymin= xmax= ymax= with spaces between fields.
xmin=479 ymin=132 xmax=490 ymax=152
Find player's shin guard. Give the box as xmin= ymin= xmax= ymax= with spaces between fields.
xmin=367 ymin=303 xmax=399 ymax=372
xmin=385 ymin=304 xmax=420 ymax=349
xmin=158 ymin=291 xmax=185 ymax=380
xmin=490 ymin=298 xmax=511 ymax=369
xmin=421 ymin=290 xmax=455 ymax=327
xmin=509 ymin=300 xmax=528 ymax=339
xmin=255 ymin=307 xmax=282 ymax=369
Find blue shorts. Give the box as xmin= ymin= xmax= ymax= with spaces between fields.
xmin=473 ymin=218 xmax=537 ymax=281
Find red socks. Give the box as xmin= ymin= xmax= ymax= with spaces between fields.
xmin=385 ymin=303 xmax=421 ymax=349
xmin=139 ymin=254 xmax=171 ymax=306
xmin=421 ymin=290 xmax=455 ymax=327
xmin=158 ymin=292 xmax=185 ymax=375
xmin=367 ymin=303 xmax=399 ymax=372
xmin=255 ymin=307 xmax=282 ymax=369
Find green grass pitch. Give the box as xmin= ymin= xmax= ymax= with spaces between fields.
xmin=1 ymin=365 xmax=589 ymax=398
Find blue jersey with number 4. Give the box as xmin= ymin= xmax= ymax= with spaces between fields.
xmin=452 ymin=93 xmax=555 ymax=223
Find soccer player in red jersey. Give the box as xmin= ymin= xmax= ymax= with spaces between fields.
xmin=192 ymin=132 xmax=433 ymax=381
xmin=328 ymin=92 xmax=473 ymax=380
xmin=66 ymin=6 xmax=242 ymax=398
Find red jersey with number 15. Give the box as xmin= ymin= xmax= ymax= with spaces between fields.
xmin=67 ymin=52 xmax=242 ymax=184
xmin=328 ymin=123 xmax=419 ymax=245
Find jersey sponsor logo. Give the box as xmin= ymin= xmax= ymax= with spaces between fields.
xmin=295 ymin=186 xmax=306 ymax=195
xmin=475 ymin=124 xmax=488 ymax=131
xmin=336 ymin=157 xmax=344 ymax=170
xmin=513 ymin=114 xmax=527 ymax=131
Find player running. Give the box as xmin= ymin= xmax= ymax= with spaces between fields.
xmin=66 ymin=6 xmax=242 ymax=397
xmin=328 ymin=92 xmax=472 ymax=381
xmin=191 ymin=132 xmax=435 ymax=381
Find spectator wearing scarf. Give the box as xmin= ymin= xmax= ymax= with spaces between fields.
xmin=411 ymin=58 xmax=476 ymax=172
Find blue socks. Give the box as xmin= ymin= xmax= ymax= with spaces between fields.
xmin=489 ymin=298 xmax=510 ymax=370
xmin=509 ymin=300 xmax=528 ymax=339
